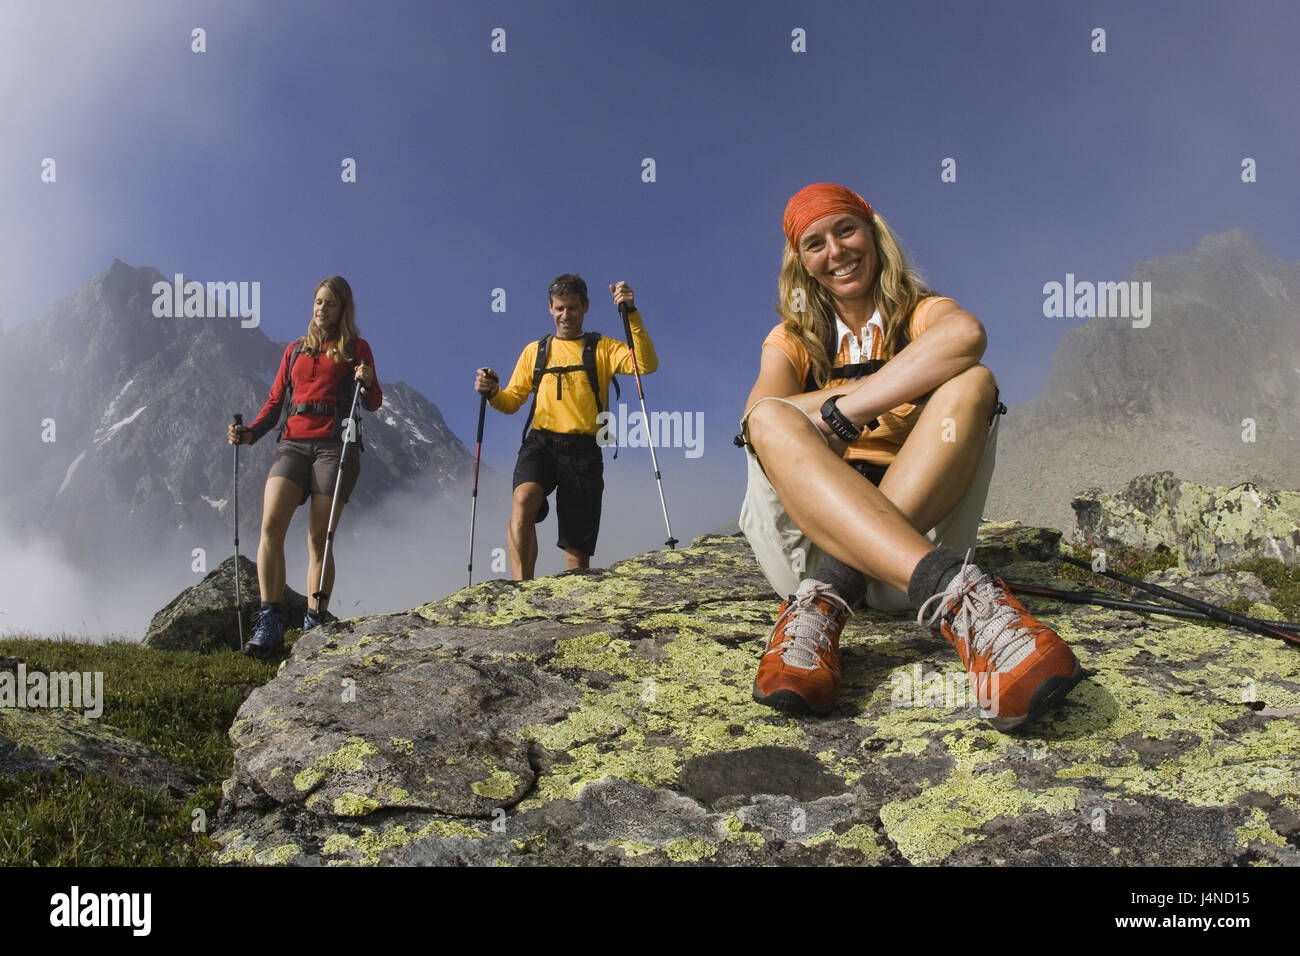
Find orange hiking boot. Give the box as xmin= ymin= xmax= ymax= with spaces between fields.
xmin=753 ymin=580 xmax=852 ymax=716
xmin=916 ymin=559 xmax=1083 ymax=731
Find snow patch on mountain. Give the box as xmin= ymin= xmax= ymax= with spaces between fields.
xmin=94 ymin=406 xmax=147 ymax=447
xmin=56 ymin=451 xmax=87 ymax=496
xmin=102 ymin=377 xmax=136 ymax=425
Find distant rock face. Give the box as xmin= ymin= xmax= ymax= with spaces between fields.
xmin=214 ymin=531 xmax=1300 ymax=867
xmin=1072 ymin=472 xmax=1300 ymax=570
xmin=0 ymin=259 xmax=473 ymax=568
xmin=986 ymin=229 xmax=1300 ymax=533
xmin=143 ymin=555 xmax=332 ymax=652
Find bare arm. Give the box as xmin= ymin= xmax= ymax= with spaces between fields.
xmin=782 ymin=302 xmax=987 ymax=425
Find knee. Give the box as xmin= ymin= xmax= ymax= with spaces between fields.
xmin=936 ymin=363 xmax=997 ymax=408
xmin=261 ymin=512 xmax=291 ymax=541
xmin=745 ymin=399 xmax=794 ymax=453
xmin=512 ymin=484 xmax=541 ymax=514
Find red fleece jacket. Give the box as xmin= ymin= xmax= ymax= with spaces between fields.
xmin=248 ymin=338 xmax=382 ymax=443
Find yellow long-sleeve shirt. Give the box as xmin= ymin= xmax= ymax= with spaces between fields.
xmin=490 ymin=310 xmax=658 ymax=435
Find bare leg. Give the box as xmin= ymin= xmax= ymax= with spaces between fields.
xmin=509 ymin=482 xmax=543 ymax=580
xmin=257 ymin=477 xmax=302 ymax=602
xmin=878 ymin=364 xmax=998 ymax=534
xmin=564 ymin=547 xmax=590 ymax=571
xmin=306 ymin=492 xmax=343 ymax=613
xmin=747 ymin=403 xmax=931 ymax=594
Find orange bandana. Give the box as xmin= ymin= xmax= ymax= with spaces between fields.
xmin=783 ymin=183 xmax=874 ymax=248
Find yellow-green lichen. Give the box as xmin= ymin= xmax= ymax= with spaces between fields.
xmin=471 ymin=768 xmax=523 ymax=800
xmin=332 ymin=793 xmax=382 ymax=817
xmin=612 ymin=840 xmax=656 ymax=858
xmin=664 ymin=836 xmax=718 ymax=862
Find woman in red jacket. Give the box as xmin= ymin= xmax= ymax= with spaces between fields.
xmin=228 ymin=276 xmax=382 ymax=656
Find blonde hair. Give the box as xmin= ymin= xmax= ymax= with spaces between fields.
xmin=300 ymin=276 xmax=359 ymax=365
xmin=775 ymin=212 xmax=933 ymax=388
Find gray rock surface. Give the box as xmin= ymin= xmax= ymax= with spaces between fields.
xmin=1072 ymin=472 xmax=1300 ymax=570
xmin=214 ymin=528 xmax=1300 ymax=866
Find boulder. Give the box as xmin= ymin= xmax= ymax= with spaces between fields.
xmin=213 ymin=529 xmax=1300 ymax=867
xmin=1072 ymin=472 xmax=1300 ymax=571
xmin=143 ymin=556 xmax=334 ymax=653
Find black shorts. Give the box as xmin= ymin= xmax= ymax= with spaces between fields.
xmin=269 ymin=438 xmax=360 ymax=506
xmin=512 ymin=429 xmax=603 ymax=556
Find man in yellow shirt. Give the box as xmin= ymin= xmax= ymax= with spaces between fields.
xmin=475 ymin=275 xmax=658 ymax=580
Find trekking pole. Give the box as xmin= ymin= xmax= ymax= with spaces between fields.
xmin=1057 ymin=554 xmax=1300 ymax=647
xmin=467 ymin=388 xmax=488 ymax=586
xmin=315 ymin=379 xmax=364 ymax=611
xmin=232 ymin=413 xmax=244 ymax=651
xmin=619 ymin=301 xmax=677 ymax=549
xmin=1004 ymin=580 xmax=1238 ymax=624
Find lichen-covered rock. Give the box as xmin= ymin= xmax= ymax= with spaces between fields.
xmin=0 ymin=705 xmax=199 ymax=796
xmin=143 ymin=556 xmax=332 ymax=652
xmin=215 ymin=530 xmax=1300 ymax=867
xmin=1071 ymin=472 xmax=1300 ymax=571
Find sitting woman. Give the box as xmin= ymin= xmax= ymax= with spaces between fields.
xmin=740 ymin=182 xmax=1081 ymax=730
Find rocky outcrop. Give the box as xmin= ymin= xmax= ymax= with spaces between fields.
xmin=143 ymin=556 xmax=332 ymax=653
xmin=0 ymin=690 xmax=199 ymax=797
xmin=214 ymin=528 xmax=1300 ymax=867
xmin=1072 ymin=473 xmax=1300 ymax=570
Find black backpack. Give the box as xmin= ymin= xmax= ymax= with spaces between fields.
xmin=278 ymin=341 xmax=366 ymax=451
xmin=521 ymin=331 xmax=620 ymax=449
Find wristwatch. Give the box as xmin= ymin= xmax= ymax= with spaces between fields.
xmin=820 ymin=395 xmax=863 ymax=442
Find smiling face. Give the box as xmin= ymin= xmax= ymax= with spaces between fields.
xmin=797 ymin=213 xmax=878 ymax=303
xmin=312 ymin=284 xmax=342 ymax=338
xmin=549 ymin=293 xmax=588 ymax=339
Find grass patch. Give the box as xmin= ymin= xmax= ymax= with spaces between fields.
xmin=1060 ymin=544 xmax=1299 ymax=621
xmin=1225 ymin=559 xmax=1300 ymax=622
xmin=0 ymin=631 xmax=299 ymax=865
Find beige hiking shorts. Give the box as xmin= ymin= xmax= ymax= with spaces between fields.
xmin=738 ymin=396 xmax=1000 ymax=611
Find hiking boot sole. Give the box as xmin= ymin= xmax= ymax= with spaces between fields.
xmin=986 ymin=659 xmax=1085 ymax=732
xmin=242 ymin=643 xmax=283 ymax=660
xmin=752 ymin=685 xmax=833 ymax=717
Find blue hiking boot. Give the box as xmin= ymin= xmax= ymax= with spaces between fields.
xmin=302 ymin=607 xmax=324 ymax=631
xmin=243 ymin=607 xmax=284 ymax=658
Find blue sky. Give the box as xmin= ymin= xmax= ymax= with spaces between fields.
xmin=3 ymin=0 xmax=1297 ymax=556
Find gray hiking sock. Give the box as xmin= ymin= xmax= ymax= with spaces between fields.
xmin=811 ymin=555 xmax=869 ymax=607
xmin=906 ymin=547 xmax=966 ymax=615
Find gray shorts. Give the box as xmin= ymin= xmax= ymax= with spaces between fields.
xmin=269 ymin=439 xmax=360 ymax=505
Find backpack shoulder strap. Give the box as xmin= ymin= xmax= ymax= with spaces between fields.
xmin=522 ymin=336 xmax=551 ymax=445
xmin=531 ymin=335 xmax=552 ymax=390
xmin=582 ymin=332 xmax=604 ymax=412
xmin=278 ymin=340 xmax=306 ymax=440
